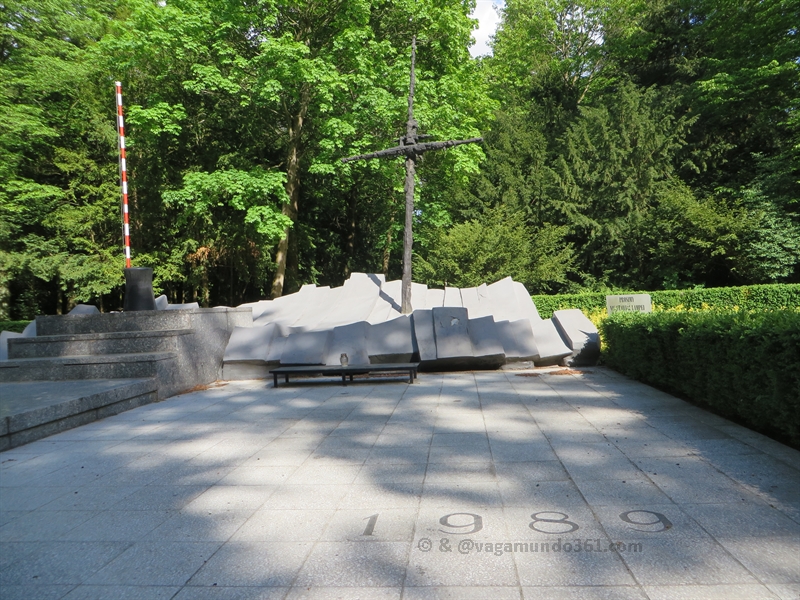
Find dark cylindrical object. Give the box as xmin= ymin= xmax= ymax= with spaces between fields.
xmin=123 ymin=267 xmax=156 ymax=311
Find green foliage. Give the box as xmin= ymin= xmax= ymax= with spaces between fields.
xmin=1 ymin=0 xmax=797 ymax=319
xmin=599 ymin=309 xmax=800 ymax=447
xmin=0 ymin=321 xmax=31 ymax=333
xmin=532 ymin=283 xmax=800 ymax=319
xmin=415 ymin=206 xmax=575 ymax=292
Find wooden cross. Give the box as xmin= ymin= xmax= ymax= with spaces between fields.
xmin=342 ymin=36 xmax=482 ymax=314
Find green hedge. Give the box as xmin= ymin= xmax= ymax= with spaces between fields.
xmin=0 ymin=320 xmax=31 ymax=333
xmin=599 ymin=310 xmax=800 ymax=448
xmin=532 ymin=283 xmax=800 ymax=318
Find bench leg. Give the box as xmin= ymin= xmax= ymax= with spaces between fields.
xmin=342 ymin=374 xmax=347 ymax=386
xmin=273 ymin=373 xmax=278 ymax=388
xmin=349 ymin=374 xmax=354 ymax=382
xmin=285 ymin=374 xmax=289 ymax=384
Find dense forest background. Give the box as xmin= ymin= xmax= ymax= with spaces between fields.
xmin=1 ymin=0 xmax=798 ymax=318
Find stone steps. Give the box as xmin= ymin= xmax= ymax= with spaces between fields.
xmin=0 ymin=378 xmax=158 ymax=450
xmin=0 ymin=352 xmax=179 ymax=397
xmin=0 ymin=306 xmax=252 ymax=449
xmin=8 ymin=328 xmax=192 ymax=359
xmin=36 ymin=310 xmax=194 ymax=335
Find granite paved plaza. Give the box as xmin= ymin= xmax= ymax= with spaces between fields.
xmin=1 ymin=367 xmax=799 ymax=599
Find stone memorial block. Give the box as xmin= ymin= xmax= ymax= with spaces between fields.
xmin=367 ymin=298 xmax=393 ymax=324
xmin=552 ymin=309 xmax=600 ymax=366
xmin=443 ymin=287 xmax=463 ymax=307
xmin=239 ymin=300 xmax=269 ymax=321
xmin=266 ymin=334 xmax=288 ymax=363
xmin=291 ymin=286 xmax=337 ymax=330
xmin=368 ymin=280 xmax=402 ymax=324
xmin=411 ymin=309 xmax=437 ymax=361
xmin=253 ymin=284 xmax=317 ymax=326
xmin=324 ymin=321 xmax=370 ymax=366
xmin=432 ymin=307 xmax=472 ymax=360
xmin=460 ymin=287 xmax=480 ymax=316
xmin=513 ymin=281 xmax=541 ymax=321
xmin=606 ymin=293 xmax=652 ymax=314
xmin=467 ymin=316 xmax=506 ymax=367
xmin=411 ymin=282 xmax=428 ymax=311
xmin=470 ymin=283 xmax=493 ymax=318
xmin=367 ymin=315 xmax=415 ymax=363
xmin=279 ymin=330 xmax=331 ymax=365
xmin=495 ymin=319 xmax=539 ymax=361
xmin=68 ymin=304 xmax=100 ymax=315
xmin=425 ymin=288 xmax=445 ymax=309
xmin=154 ymin=295 xmax=169 ymax=310
xmin=531 ymin=318 xmax=573 ymax=365
xmin=0 ymin=331 xmax=23 ymax=361
xmin=223 ymin=325 xmax=277 ymax=363
xmin=316 ymin=273 xmax=380 ymax=329
xmin=486 ymin=277 xmax=522 ymax=322
xmin=165 ymin=302 xmax=200 ymax=311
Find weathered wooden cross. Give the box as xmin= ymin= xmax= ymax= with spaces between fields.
xmin=342 ymin=36 xmax=482 ymax=314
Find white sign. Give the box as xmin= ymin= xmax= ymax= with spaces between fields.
xmin=606 ymin=294 xmax=652 ymax=314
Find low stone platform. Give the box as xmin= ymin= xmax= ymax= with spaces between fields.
xmin=1 ymin=367 xmax=798 ymax=599
xmin=0 ymin=379 xmax=158 ymax=451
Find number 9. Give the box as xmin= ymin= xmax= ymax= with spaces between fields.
xmin=439 ymin=512 xmax=483 ymax=535
xmin=619 ymin=510 xmax=673 ymax=532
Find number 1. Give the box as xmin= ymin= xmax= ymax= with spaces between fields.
xmin=362 ymin=513 xmax=379 ymax=536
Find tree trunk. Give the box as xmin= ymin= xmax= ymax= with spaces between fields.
xmin=271 ymin=86 xmax=310 ymax=298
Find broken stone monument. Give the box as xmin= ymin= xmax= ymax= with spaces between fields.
xmin=218 ymin=273 xmax=597 ymax=378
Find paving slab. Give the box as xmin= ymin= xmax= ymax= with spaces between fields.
xmin=1 ymin=369 xmax=798 ymax=598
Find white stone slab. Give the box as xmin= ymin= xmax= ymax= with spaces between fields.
xmin=460 ymin=287 xmax=481 ymax=317
xmin=411 ymin=282 xmax=428 ymax=311
xmin=68 ymin=304 xmax=100 ymax=315
xmin=443 ymin=287 xmax=463 ymax=308
xmin=280 ymin=330 xmax=332 ymax=365
xmin=324 ymin=321 xmax=370 ymax=366
xmin=552 ymin=309 xmax=600 ymax=366
xmin=238 ymin=300 xmax=269 ymax=320
xmin=154 ymin=295 xmax=169 ymax=310
xmin=366 ymin=298 xmax=393 ymax=324
xmin=513 ymin=281 xmax=541 ymax=321
xmin=432 ymin=307 xmax=472 ymax=360
xmin=471 ymin=282 xmax=495 ymax=318
xmin=290 ymin=286 xmax=336 ymax=330
xmin=495 ymin=320 xmax=539 ymax=361
xmin=467 ymin=316 xmax=506 ymax=366
xmin=256 ymin=284 xmax=319 ymax=325
xmin=223 ymin=324 xmax=277 ymax=363
xmin=314 ymin=273 xmax=380 ymax=329
xmin=531 ymin=318 xmax=573 ymax=365
xmin=411 ymin=310 xmax=437 ymax=361
xmin=21 ymin=321 xmax=36 ymax=337
xmin=485 ymin=277 xmax=520 ymax=322
xmin=0 ymin=331 xmax=24 ymax=361
xmin=165 ymin=302 xmax=200 ymax=310
xmin=424 ymin=288 xmax=445 ymax=309
xmin=367 ymin=315 xmax=415 ymax=363
xmin=266 ymin=334 xmax=287 ymax=363
xmin=367 ymin=280 xmax=402 ymax=324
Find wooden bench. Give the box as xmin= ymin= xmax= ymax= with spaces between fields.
xmin=269 ymin=363 xmax=419 ymax=388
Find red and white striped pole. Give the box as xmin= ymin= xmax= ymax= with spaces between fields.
xmin=115 ymin=81 xmax=132 ymax=268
